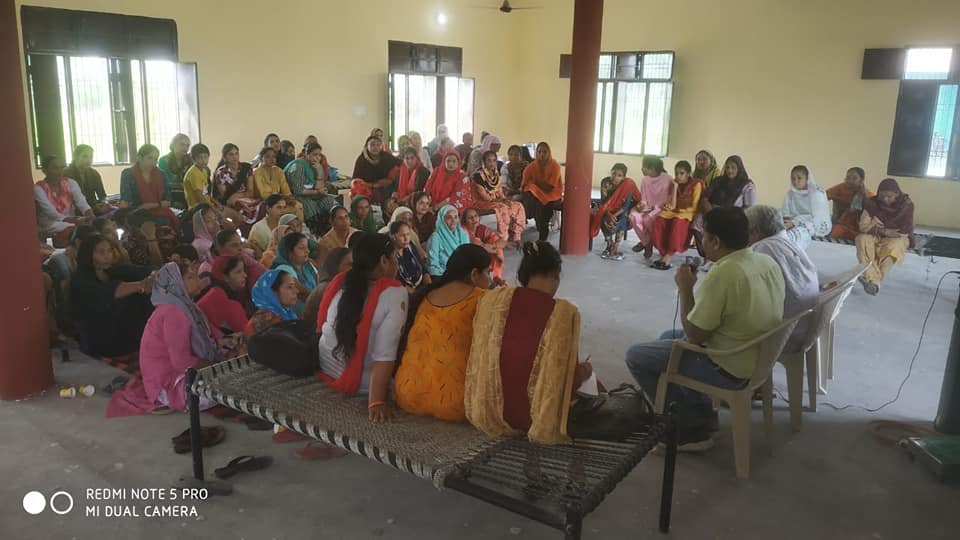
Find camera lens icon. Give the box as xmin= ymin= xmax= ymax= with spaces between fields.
xmin=22 ymin=491 xmax=74 ymax=515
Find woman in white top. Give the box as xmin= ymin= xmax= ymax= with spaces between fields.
xmin=315 ymin=233 xmax=407 ymax=422
xmin=34 ymin=155 xmax=94 ymax=246
xmin=781 ymin=165 xmax=830 ymax=250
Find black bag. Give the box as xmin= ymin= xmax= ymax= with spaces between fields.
xmin=567 ymin=383 xmax=655 ymax=441
xmin=247 ymin=319 xmax=319 ymax=377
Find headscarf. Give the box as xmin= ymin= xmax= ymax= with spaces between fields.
xmin=782 ymin=169 xmax=831 ymax=237
xmin=433 ymin=204 xmax=470 ymax=255
xmin=349 ymin=195 xmax=378 ymax=233
xmin=361 ymin=136 xmax=383 ymax=166
xmin=705 ymin=155 xmax=751 ymax=208
xmin=864 ymin=178 xmax=915 ymax=244
xmin=693 ymin=150 xmax=722 ymax=187
xmin=273 ymin=236 xmax=319 ymax=291
xmin=378 ymin=206 xmax=414 ymax=234
xmin=480 ymin=134 xmax=502 ymax=155
xmin=424 ymin=152 xmax=466 ymax=204
xmin=521 ymin=142 xmax=563 ymax=203
xmin=151 ymin=262 xmax=220 ymax=362
xmin=397 ymin=153 xmax=424 ymax=200
xmin=251 ymin=266 xmax=300 ymax=321
xmin=191 ymin=208 xmax=214 ymax=262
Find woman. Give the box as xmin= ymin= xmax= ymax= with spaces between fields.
xmin=199 ymin=229 xmax=266 ymax=292
xmin=410 ymin=192 xmax=436 ymax=242
xmin=140 ymin=261 xmax=222 ymax=412
xmin=430 ymin=137 xmax=456 ymax=168
xmin=284 ymin=142 xmax=339 ymax=235
xmin=119 ymin=144 xmax=179 ymax=231
xmin=370 ymin=127 xmax=392 ymax=153
xmin=92 ymin=216 xmax=130 ymax=264
xmin=408 ymin=131 xmax=432 ymax=169
xmin=702 ymin=155 xmax=757 ymax=212
xmin=461 ymin=207 xmax=506 ymax=284
xmin=246 ymin=266 xmax=301 ymax=335
xmin=278 ymin=140 xmax=296 ymax=170
xmin=522 ymin=142 xmax=564 ymax=242
xmin=589 ymin=163 xmax=640 ymax=261
xmin=379 ymin=206 xmax=427 ymax=257
xmin=351 ymin=136 xmax=399 ymax=203
xmin=472 ymin=150 xmax=527 ymax=244
xmin=395 ymin=147 xmax=431 ymax=204
xmin=465 ymin=241 xmax=596 ymax=444
xmin=272 ymin=232 xmax=318 ymax=314
xmin=198 ymin=255 xmax=256 ymax=336
xmin=396 ymin=134 xmax=412 ymax=154
xmin=70 ymin=234 xmax=155 ymax=357
xmin=253 ymin=146 xmax=304 ymax=221
xmin=629 ymin=156 xmax=673 ymax=258
xmin=297 ymin=135 xmax=319 ymax=158
xmin=389 ymin=221 xmax=430 ymax=291
xmin=318 ymin=206 xmax=358 ymax=261
xmin=34 ymin=155 xmax=94 ymax=247
xmin=250 ymin=133 xmax=281 ymax=168
xmin=500 ymin=145 xmax=528 ymax=201
xmin=693 ymin=150 xmax=722 ymax=188
xmin=395 ymin=245 xmax=492 ymax=422
xmin=781 ymin=165 xmax=831 ymax=250
xmin=157 ymin=133 xmax=191 ymax=208
xmin=248 ymin=194 xmax=288 ymax=254
xmin=651 ymin=161 xmax=704 ymax=269
xmin=427 ymin=124 xmax=449 ymax=156
xmin=467 ymin=134 xmax=502 ymax=177
xmin=827 ymin=167 xmax=874 ymax=240
xmin=214 ymin=143 xmax=263 ymax=232
xmin=315 ymin=233 xmax=407 ymax=422
xmin=425 ymin=152 xmax=473 ymax=212
xmin=855 ymin=178 xmax=915 ymax=296
xmin=350 ymin=195 xmax=379 ymax=234
xmin=428 ymin=205 xmax=470 ymax=278
xmin=191 ymin=204 xmax=220 ymax=263
xmin=64 ymin=144 xmax=109 ymax=214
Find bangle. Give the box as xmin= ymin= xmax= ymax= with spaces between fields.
xmin=367 ymin=401 xmax=386 ymax=409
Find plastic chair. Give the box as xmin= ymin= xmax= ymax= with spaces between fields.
xmin=814 ymin=262 xmax=870 ymax=395
xmin=654 ymin=310 xmax=810 ymax=479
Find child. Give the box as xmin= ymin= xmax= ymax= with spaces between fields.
xmin=651 ymin=161 xmax=703 ymax=269
xmin=589 ymin=163 xmax=640 ymax=261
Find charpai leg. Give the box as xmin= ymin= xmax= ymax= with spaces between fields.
xmin=187 ymin=368 xmax=204 ymax=481
xmin=659 ymin=413 xmax=677 ymax=534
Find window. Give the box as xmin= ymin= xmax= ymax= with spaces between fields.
xmin=27 ymin=54 xmax=199 ymax=166
xmin=387 ymin=41 xmax=474 ymax=149
xmin=593 ymin=52 xmax=674 ymax=156
xmin=888 ymin=47 xmax=960 ymax=180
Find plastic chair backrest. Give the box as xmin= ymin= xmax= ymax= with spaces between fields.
xmin=794 ymin=263 xmax=868 ymax=352
xmin=745 ymin=310 xmax=811 ymax=389
xmin=822 ymin=262 xmax=870 ymax=292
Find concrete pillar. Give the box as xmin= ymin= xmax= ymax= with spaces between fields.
xmin=0 ymin=0 xmax=54 ymax=400
xmin=560 ymin=0 xmax=603 ymax=256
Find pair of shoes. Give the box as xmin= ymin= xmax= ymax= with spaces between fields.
xmin=632 ymin=242 xmax=645 ymax=253
xmin=611 ymin=252 xmax=625 ymax=261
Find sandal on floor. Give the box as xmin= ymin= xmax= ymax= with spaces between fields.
xmin=243 ymin=417 xmax=275 ymax=431
xmin=172 ymin=426 xmax=226 ymax=454
xmin=295 ymin=442 xmax=350 ymax=461
xmin=214 ymin=455 xmax=274 ymax=479
xmin=632 ymin=242 xmax=645 ymax=253
xmin=652 ymin=261 xmax=672 ymax=270
xmin=151 ymin=406 xmax=176 ymax=415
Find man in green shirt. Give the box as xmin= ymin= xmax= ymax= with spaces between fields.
xmin=626 ymin=207 xmax=785 ymax=451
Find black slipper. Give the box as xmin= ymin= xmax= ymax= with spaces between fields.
xmin=214 ymin=455 xmax=274 ymax=479
xmin=243 ymin=417 xmax=275 ymax=431
xmin=652 ymin=261 xmax=672 ymax=270
xmin=102 ymin=375 xmax=129 ymax=395
xmin=173 ymin=426 xmax=226 ymax=454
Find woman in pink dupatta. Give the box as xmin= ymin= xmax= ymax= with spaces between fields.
xmin=629 ymin=156 xmax=673 ymax=258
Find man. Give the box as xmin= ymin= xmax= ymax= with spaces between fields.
xmin=625 ymin=207 xmax=785 ymax=451
xmin=826 ymin=167 xmax=874 ymax=240
xmin=455 ymin=132 xmax=474 ymax=169
xmin=122 ymin=209 xmax=165 ymax=267
xmin=745 ymin=205 xmax=819 ymax=352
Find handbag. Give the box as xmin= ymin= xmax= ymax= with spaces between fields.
xmin=247 ymin=319 xmax=319 ymax=377
xmin=567 ymin=383 xmax=655 ymax=441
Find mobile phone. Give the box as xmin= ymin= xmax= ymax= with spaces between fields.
xmin=684 ymin=256 xmax=702 ymax=271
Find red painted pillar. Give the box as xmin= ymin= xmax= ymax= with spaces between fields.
xmin=560 ymin=0 xmax=603 ymax=256
xmin=0 ymin=0 xmax=54 ymax=400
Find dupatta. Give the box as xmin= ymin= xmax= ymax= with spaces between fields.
xmin=864 ymin=178 xmax=915 ymax=245
xmin=424 ymin=152 xmax=466 ymax=204
xmin=151 ymin=262 xmax=221 ymax=363
xmin=37 ymin=177 xmax=74 ymax=215
xmin=522 ymin=144 xmax=563 ymax=203
xmin=133 ymin=166 xmax=166 ymax=204
xmin=589 ymin=178 xmax=640 ymax=238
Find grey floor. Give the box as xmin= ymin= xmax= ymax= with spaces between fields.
xmin=3 ymin=224 xmax=960 ymax=540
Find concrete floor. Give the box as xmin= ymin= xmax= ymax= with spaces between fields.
xmin=3 ymin=226 xmax=960 ymax=540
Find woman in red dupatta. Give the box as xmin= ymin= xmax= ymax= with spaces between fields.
xmin=461 ymin=208 xmax=507 ymax=285
xmin=395 ymin=147 xmax=431 ymax=204
xmin=315 ymin=233 xmax=407 ymax=422
xmin=855 ymin=178 xmax=915 ymax=296
xmin=119 ymin=144 xmax=180 ymax=234
xmin=589 ymin=163 xmax=640 ymax=260
xmin=424 ymin=151 xmax=473 ymax=212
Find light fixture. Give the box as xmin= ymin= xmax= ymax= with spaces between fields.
xmin=437 ymin=12 xmax=448 ymax=25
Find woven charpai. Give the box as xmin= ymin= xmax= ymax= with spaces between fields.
xmin=192 ymin=355 xmax=502 ymax=487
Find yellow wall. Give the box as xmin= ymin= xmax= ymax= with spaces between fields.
xmin=519 ymin=0 xmax=960 ymax=228
xmin=17 ymin=0 xmax=525 ymax=194
xmin=18 ymin=0 xmax=960 ymax=228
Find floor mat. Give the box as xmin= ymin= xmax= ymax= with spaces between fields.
xmin=918 ymin=235 xmax=960 ymax=259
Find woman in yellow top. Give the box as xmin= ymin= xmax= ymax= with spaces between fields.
xmin=253 ymin=147 xmax=304 ymax=222
xmin=394 ymin=244 xmax=492 ymax=422
xmin=651 ymin=160 xmax=704 ymax=270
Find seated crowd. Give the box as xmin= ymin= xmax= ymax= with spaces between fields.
xmin=33 ymin=125 xmax=916 ymax=455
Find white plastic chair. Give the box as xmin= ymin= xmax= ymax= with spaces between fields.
xmin=777 ymin=264 xmax=866 ymax=431
xmin=654 ymin=310 xmax=810 ymax=479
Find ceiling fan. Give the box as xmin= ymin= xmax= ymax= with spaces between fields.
xmin=475 ymin=1 xmax=542 ymax=14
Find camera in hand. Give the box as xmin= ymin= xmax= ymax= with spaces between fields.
xmin=683 ymin=256 xmax=702 ymax=271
